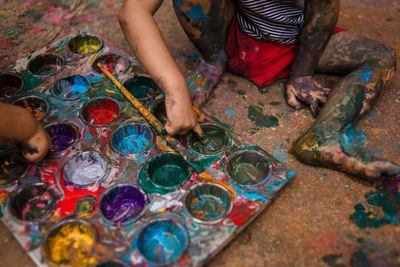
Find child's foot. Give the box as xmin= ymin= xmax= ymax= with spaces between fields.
xmin=290 ymin=127 xmax=400 ymax=180
xmin=185 ymin=58 xmax=225 ymax=106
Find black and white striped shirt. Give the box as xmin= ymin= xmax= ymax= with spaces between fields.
xmin=236 ymin=0 xmax=305 ymax=45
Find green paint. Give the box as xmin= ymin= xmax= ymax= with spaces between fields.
xmin=190 ymin=124 xmax=228 ymax=155
xmin=350 ymin=177 xmax=400 ymax=228
xmin=248 ymin=105 xmax=279 ymax=128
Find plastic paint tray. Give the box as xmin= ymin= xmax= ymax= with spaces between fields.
xmin=0 ymin=29 xmax=294 ymax=267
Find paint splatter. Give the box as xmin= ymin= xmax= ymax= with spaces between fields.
xmin=350 ymin=176 xmax=400 ymax=228
xmin=341 ymin=124 xmax=366 ymax=157
xmin=226 ymin=109 xmax=234 ymax=116
xmin=248 ymin=105 xmax=279 ymax=128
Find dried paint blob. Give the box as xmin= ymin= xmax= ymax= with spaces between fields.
xmin=43 ymin=220 xmax=95 ymax=265
xmin=81 ymin=97 xmax=119 ymax=126
xmin=53 ymin=75 xmax=90 ymax=100
xmin=45 ymin=122 xmax=78 ymax=154
xmin=147 ymin=152 xmax=191 ymax=189
xmin=13 ymin=96 xmax=48 ymax=121
xmin=93 ymin=54 xmax=130 ymax=75
xmin=10 ymin=183 xmax=58 ymax=222
xmin=138 ymin=219 xmax=188 ymax=264
xmin=227 ymin=150 xmax=272 ymax=185
xmin=190 ymin=124 xmax=229 ymax=154
xmin=0 ymin=152 xmax=29 ymax=186
xmin=152 ymin=99 xmax=167 ymax=125
xmin=100 ymin=185 xmax=147 ymax=225
xmin=68 ymin=33 xmax=102 ymax=55
xmin=0 ymin=73 xmax=23 ymax=99
xmin=111 ymin=123 xmax=154 ymax=156
xmin=123 ymin=76 xmax=160 ymax=101
xmin=63 ymin=151 xmax=108 ymax=186
xmin=185 ymin=183 xmax=233 ymax=224
xmin=27 ymin=54 xmax=64 ymax=76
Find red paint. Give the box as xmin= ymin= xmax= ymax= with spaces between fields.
xmin=85 ymin=98 xmax=119 ymax=125
xmin=228 ymin=198 xmax=260 ymax=226
xmin=0 ymin=39 xmax=14 ymax=49
xmin=88 ymin=109 xmax=117 ymax=124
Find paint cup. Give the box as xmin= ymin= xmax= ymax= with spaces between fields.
xmin=227 ymin=150 xmax=272 ymax=185
xmin=95 ymin=260 xmax=129 ymax=267
xmin=52 ymin=75 xmax=90 ymax=100
xmin=185 ymin=182 xmax=234 ymax=224
xmin=123 ymin=75 xmax=161 ymax=102
xmin=63 ymin=151 xmax=108 ymax=186
xmin=93 ymin=54 xmax=130 ymax=75
xmin=111 ymin=122 xmax=154 ymax=156
xmin=67 ymin=33 xmax=103 ymax=55
xmin=27 ymin=54 xmax=64 ymax=76
xmin=44 ymin=122 xmax=79 ymax=156
xmin=99 ymin=184 xmax=147 ymax=225
xmin=151 ymin=99 xmax=167 ymax=125
xmin=13 ymin=95 xmax=49 ymax=121
xmin=43 ymin=219 xmax=96 ymax=265
xmin=138 ymin=219 xmax=189 ymax=265
xmin=9 ymin=182 xmax=58 ymax=222
xmin=146 ymin=151 xmax=191 ymax=190
xmin=80 ymin=97 xmax=120 ymax=126
xmin=189 ymin=124 xmax=229 ymax=155
xmin=0 ymin=72 xmax=23 ymax=99
xmin=0 ymin=151 xmax=29 ymax=187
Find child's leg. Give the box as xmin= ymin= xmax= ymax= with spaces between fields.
xmin=172 ymin=0 xmax=235 ymax=105
xmin=291 ymin=31 xmax=399 ymax=179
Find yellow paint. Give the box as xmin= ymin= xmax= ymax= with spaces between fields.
xmin=44 ymin=222 xmax=95 ymax=265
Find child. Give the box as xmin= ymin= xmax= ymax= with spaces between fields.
xmin=0 ymin=103 xmax=50 ymax=162
xmin=118 ymin=0 xmax=399 ymax=180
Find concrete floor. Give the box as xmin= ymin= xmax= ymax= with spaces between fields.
xmin=0 ymin=0 xmax=399 ymax=266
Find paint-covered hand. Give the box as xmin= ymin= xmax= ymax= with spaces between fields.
xmin=286 ymin=76 xmax=331 ymax=117
xmin=21 ymin=126 xmax=51 ymax=162
xmin=164 ymin=90 xmax=203 ymax=137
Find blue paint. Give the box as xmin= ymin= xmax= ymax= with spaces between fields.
xmin=138 ymin=220 xmax=187 ymax=264
xmin=55 ymin=75 xmax=89 ymax=99
xmin=186 ymin=4 xmax=210 ymax=20
xmin=226 ymin=109 xmax=234 ymax=116
xmin=340 ymin=124 xmax=366 ymax=157
xmin=361 ymin=70 xmax=373 ymax=83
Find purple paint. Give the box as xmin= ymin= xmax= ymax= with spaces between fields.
xmin=45 ymin=122 xmax=78 ymax=154
xmin=100 ymin=185 xmax=147 ymax=225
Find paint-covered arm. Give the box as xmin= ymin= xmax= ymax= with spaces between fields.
xmin=0 ymin=103 xmax=50 ymax=162
xmin=286 ymin=0 xmax=340 ymax=115
xmin=118 ymin=0 xmax=203 ymax=136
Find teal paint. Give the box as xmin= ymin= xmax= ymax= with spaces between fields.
xmin=248 ymin=105 xmax=279 ymax=128
xmin=226 ymin=109 xmax=234 ymax=116
xmin=340 ymin=124 xmax=366 ymax=157
xmin=361 ymin=70 xmax=373 ymax=83
xmin=186 ymin=4 xmax=210 ymax=20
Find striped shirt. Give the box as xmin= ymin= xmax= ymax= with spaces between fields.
xmin=236 ymin=0 xmax=305 ymax=45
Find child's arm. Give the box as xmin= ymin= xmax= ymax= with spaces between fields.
xmin=0 ymin=103 xmax=50 ymax=162
xmin=119 ymin=0 xmax=203 ymax=136
xmin=286 ymin=0 xmax=340 ymax=115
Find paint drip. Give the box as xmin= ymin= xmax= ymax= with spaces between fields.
xmin=45 ymin=122 xmax=77 ymax=153
xmin=43 ymin=220 xmax=95 ymax=265
xmin=100 ymin=185 xmax=146 ymax=224
xmin=82 ymin=98 xmax=119 ymax=125
xmin=63 ymin=151 xmax=108 ymax=186
xmin=55 ymin=75 xmax=90 ymax=99
xmin=138 ymin=220 xmax=187 ymax=264
xmin=10 ymin=183 xmax=58 ymax=221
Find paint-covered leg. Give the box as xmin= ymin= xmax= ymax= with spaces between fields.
xmin=291 ymin=32 xmax=399 ymax=180
xmin=173 ymin=0 xmax=234 ymax=106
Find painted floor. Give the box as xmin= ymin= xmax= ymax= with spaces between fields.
xmin=0 ymin=0 xmax=399 ymax=266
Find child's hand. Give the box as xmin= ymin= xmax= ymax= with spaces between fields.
xmin=164 ymin=90 xmax=203 ymax=137
xmin=21 ymin=126 xmax=51 ymax=162
xmin=286 ymin=75 xmax=332 ymax=117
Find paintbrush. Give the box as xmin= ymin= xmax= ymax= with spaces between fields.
xmin=97 ymin=63 xmax=202 ymax=162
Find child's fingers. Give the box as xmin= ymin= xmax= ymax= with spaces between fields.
xmin=192 ymin=123 xmax=204 ymax=138
xmin=286 ymin=84 xmax=301 ymax=109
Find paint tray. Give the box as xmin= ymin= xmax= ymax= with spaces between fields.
xmin=0 ymin=29 xmax=294 ymax=267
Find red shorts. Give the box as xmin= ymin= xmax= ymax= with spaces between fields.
xmin=225 ymin=16 xmax=346 ymax=87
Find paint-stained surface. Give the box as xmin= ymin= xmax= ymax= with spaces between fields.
xmin=0 ymin=0 xmax=399 ymax=266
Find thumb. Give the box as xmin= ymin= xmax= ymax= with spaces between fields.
xmin=164 ymin=120 xmax=177 ymax=136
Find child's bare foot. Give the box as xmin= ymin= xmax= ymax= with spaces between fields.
xmin=186 ymin=58 xmax=225 ymax=106
xmin=290 ymin=127 xmax=400 ymax=180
